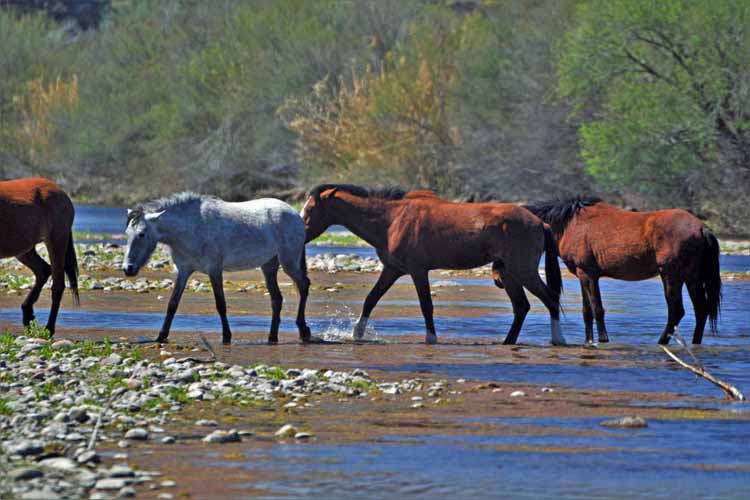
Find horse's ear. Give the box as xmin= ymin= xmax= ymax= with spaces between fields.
xmin=145 ymin=210 xmax=165 ymax=221
xmin=127 ymin=208 xmax=133 ymax=216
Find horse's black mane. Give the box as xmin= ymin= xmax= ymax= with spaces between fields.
xmin=308 ymin=184 xmax=407 ymax=201
xmin=523 ymin=196 xmax=602 ymax=229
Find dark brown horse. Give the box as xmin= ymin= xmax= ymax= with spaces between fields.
xmin=525 ymin=197 xmax=721 ymax=345
xmin=0 ymin=178 xmax=79 ymax=335
xmin=301 ymin=184 xmax=567 ymax=345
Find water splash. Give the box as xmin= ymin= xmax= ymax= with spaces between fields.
xmin=317 ymin=302 xmax=380 ymax=342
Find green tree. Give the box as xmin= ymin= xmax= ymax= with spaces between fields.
xmin=557 ymin=0 xmax=750 ymax=227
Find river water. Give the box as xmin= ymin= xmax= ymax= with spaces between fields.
xmin=11 ymin=204 xmax=750 ymax=498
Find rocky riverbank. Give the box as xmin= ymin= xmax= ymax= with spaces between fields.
xmin=0 ymin=329 xmax=430 ymax=499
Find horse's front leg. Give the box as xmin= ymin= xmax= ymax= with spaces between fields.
xmin=353 ymin=265 xmax=404 ymax=339
xmin=261 ymin=258 xmax=282 ymax=344
xmin=411 ymin=270 xmax=437 ymax=344
xmin=157 ymin=268 xmax=192 ymax=343
xmin=209 ymin=270 xmax=232 ymax=345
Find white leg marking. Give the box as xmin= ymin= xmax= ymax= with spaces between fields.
xmin=353 ymin=316 xmax=369 ymax=339
xmin=425 ymin=331 xmax=438 ymax=345
xmin=551 ymin=319 xmax=567 ymax=346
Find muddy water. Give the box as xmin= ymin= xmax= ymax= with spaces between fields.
xmin=6 ymin=205 xmax=750 ymax=498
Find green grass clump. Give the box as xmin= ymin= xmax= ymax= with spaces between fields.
xmin=25 ymin=321 xmax=51 ymax=340
xmin=311 ymin=233 xmax=367 ymax=247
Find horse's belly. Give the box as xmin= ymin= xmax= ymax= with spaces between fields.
xmin=599 ymin=257 xmax=658 ymax=281
xmin=222 ymin=249 xmax=278 ymax=271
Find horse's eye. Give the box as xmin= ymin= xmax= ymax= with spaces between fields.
xmin=138 ymin=233 xmax=145 ymax=239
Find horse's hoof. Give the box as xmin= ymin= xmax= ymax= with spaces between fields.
xmin=222 ymin=338 xmax=232 ymax=345
xmin=267 ymin=337 xmax=278 ymax=345
xmin=155 ymin=335 xmax=169 ymax=344
xmin=598 ymin=335 xmax=610 ymax=343
xmin=425 ymin=333 xmax=438 ymax=345
xmin=302 ymin=336 xmax=325 ymax=344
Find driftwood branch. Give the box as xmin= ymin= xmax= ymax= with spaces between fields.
xmin=661 ymin=345 xmax=745 ymax=401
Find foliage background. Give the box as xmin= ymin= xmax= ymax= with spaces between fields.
xmin=0 ymin=0 xmax=748 ymax=233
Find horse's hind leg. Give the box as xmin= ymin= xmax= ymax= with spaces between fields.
xmin=208 ymin=270 xmax=232 ymax=345
xmin=411 ymin=270 xmax=437 ymax=344
xmin=44 ymin=235 xmax=69 ymax=336
xmin=17 ymin=249 xmax=51 ymax=327
xmin=522 ymin=272 xmax=567 ymax=346
xmin=657 ymin=274 xmax=685 ymax=345
xmin=279 ymin=251 xmax=311 ymax=342
xmin=261 ymin=257 xmax=283 ymax=344
xmin=589 ymin=277 xmax=609 ymax=342
xmin=579 ymin=279 xmax=595 ymax=344
xmin=501 ymin=275 xmax=530 ymax=345
xmin=687 ymin=281 xmax=708 ymax=344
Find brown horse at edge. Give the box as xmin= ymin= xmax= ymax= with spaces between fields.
xmin=0 ymin=178 xmax=79 ymax=335
xmin=301 ymin=184 xmax=567 ymax=345
xmin=525 ymin=197 xmax=721 ymax=345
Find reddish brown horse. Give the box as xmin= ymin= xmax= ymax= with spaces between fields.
xmin=301 ymin=184 xmax=567 ymax=345
xmin=525 ymin=197 xmax=721 ymax=345
xmin=0 ymin=178 xmax=79 ymax=335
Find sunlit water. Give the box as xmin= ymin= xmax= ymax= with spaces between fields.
xmin=11 ymin=205 xmax=750 ymax=498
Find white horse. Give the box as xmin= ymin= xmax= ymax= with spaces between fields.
xmin=122 ymin=193 xmax=311 ymax=344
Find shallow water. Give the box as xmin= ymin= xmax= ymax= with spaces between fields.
xmin=201 ymin=417 xmax=750 ymax=500
xmin=20 ymin=205 xmax=750 ymax=497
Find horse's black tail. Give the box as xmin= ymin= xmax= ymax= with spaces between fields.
xmin=543 ymin=224 xmax=563 ymax=303
xmin=702 ymin=229 xmax=722 ymax=333
xmin=65 ymin=230 xmax=80 ymax=306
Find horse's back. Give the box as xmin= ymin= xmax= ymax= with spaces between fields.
xmin=387 ymin=198 xmax=544 ymax=269
xmin=0 ymin=178 xmax=74 ymax=257
xmin=203 ymin=197 xmax=304 ymax=271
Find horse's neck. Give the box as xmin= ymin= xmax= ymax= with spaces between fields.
xmin=332 ymin=198 xmax=390 ymax=247
xmin=153 ymin=213 xmax=194 ymax=250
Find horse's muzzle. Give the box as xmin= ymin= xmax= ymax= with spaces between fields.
xmin=123 ymin=264 xmax=137 ymax=277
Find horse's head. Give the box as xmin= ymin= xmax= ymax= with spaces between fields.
xmin=300 ymin=186 xmax=338 ymax=242
xmin=122 ymin=207 xmax=164 ymax=276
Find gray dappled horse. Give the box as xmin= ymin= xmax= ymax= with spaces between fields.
xmin=122 ymin=193 xmax=311 ymax=344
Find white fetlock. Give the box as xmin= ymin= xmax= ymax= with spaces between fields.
xmin=551 ymin=319 xmax=567 ymax=346
xmin=425 ymin=332 xmax=438 ymax=345
xmin=353 ymin=316 xmax=369 ymax=339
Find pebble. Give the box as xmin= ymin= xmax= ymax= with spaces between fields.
xmin=202 ymin=430 xmax=241 ymax=443
xmin=195 ymin=419 xmax=218 ymax=427
xmin=94 ymin=478 xmax=128 ymax=490
xmin=274 ymin=424 xmax=298 ymax=438
xmin=600 ymin=416 xmax=648 ymax=428
xmin=39 ymin=457 xmax=78 ymax=472
xmin=109 ymin=464 xmax=135 ymax=478
xmin=510 ymin=390 xmax=526 ymax=397
xmin=294 ymin=432 xmax=313 ymax=440
xmin=77 ymin=450 xmax=100 ymax=464
xmin=118 ymin=486 xmax=136 ymax=498
xmin=51 ymin=339 xmax=74 ymax=350
xmin=160 ymin=480 xmax=176 ymax=488
xmin=124 ymin=428 xmax=149 ymax=440
xmin=9 ymin=467 xmax=44 ymax=481
xmin=160 ymin=436 xmax=176 ymax=444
